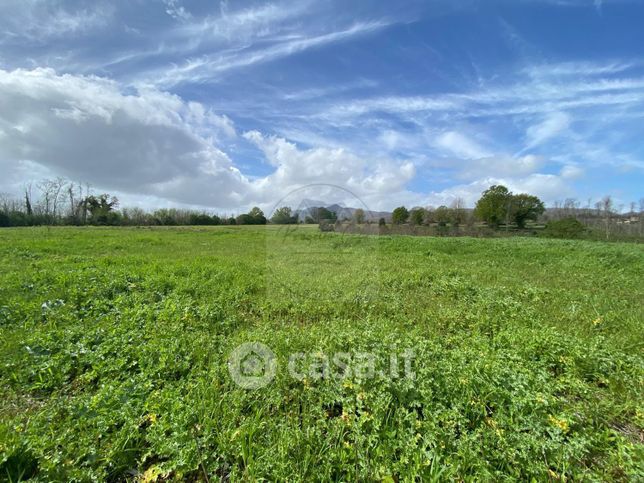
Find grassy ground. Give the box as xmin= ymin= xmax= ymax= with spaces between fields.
xmin=0 ymin=226 xmax=642 ymax=481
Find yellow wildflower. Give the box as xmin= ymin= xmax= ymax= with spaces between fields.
xmin=549 ymin=415 xmax=569 ymax=433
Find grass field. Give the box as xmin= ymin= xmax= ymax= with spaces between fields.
xmin=1 ymin=226 xmax=642 ymax=481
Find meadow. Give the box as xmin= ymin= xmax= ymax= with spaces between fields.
xmin=0 ymin=226 xmax=642 ymax=481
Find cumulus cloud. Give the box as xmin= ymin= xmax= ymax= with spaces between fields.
xmin=243 ymin=131 xmax=416 ymax=200
xmin=0 ymin=68 xmax=247 ymax=207
xmin=0 ymin=68 xmax=418 ymax=211
xmin=421 ymin=172 xmax=571 ymax=209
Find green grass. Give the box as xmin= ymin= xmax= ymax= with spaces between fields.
xmin=0 ymin=226 xmax=642 ymax=481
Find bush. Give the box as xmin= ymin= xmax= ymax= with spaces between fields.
xmin=319 ymin=220 xmax=335 ymax=232
xmin=543 ymin=218 xmax=586 ymax=239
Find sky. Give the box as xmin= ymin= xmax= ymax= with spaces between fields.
xmin=0 ymin=0 xmax=643 ymax=214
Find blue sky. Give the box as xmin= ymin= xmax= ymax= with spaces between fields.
xmin=0 ymin=0 xmax=643 ymax=213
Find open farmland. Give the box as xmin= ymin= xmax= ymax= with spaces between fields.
xmin=1 ymin=226 xmax=642 ymax=481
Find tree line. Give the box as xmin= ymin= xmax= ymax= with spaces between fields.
xmin=0 ymin=178 xmax=270 ymax=227
xmin=0 ymin=178 xmax=642 ymax=240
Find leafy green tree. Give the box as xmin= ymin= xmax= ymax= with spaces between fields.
xmin=236 ymin=214 xmax=253 ymax=225
xmin=189 ymin=213 xmax=220 ymax=225
xmin=248 ymin=207 xmax=266 ymax=224
xmin=238 ymin=207 xmax=267 ymax=225
xmin=434 ymin=206 xmax=452 ymax=226
xmin=474 ymin=185 xmax=512 ymax=227
xmin=378 ymin=217 xmax=386 ymax=226
xmin=309 ymin=207 xmax=337 ymax=223
xmin=392 ymin=206 xmax=409 ymax=224
xmin=353 ymin=208 xmax=365 ymax=224
xmin=271 ymin=206 xmax=297 ymax=224
xmin=85 ymin=194 xmax=119 ymax=225
xmin=409 ymin=208 xmax=425 ymax=225
xmin=511 ymin=193 xmax=545 ymax=228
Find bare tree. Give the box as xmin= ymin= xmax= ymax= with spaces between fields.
xmin=563 ymin=198 xmax=579 ymax=218
xmin=600 ymin=196 xmax=613 ymax=240
xmin=450 ymin=197 xmax=466 ymax=226
xmin=637 ymin=198 xmax=644 ymax=236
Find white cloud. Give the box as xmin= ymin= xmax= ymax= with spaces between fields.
xmin=560 ymin=164 xmax=585 ymax=179
xmin=525 ymin=112 xmax=571 ymax=149
xmin=0 ymin=1 xmax=113 ymax=43
xmin=150 ymin=21 xmax=392 ymax=87
xmin=163 ymin=0 xmax=192 ymax=21
xmin=522 ymin=60 xmax=634 ymax=78
xmin=317 ymin=61 xmax=644 ymax=123
xmin=0 ymin=68 xmax=247 ymax=207
xmin=0 ymin=68 xmax=418 ymax=211
xmin=243 ymin=130 xmax=416 ymax=199
xmin=421 ymin=172 xmax=571 ymax=208
xmin=435 ymin=131 xmax=491 ymax=159
xmin=457 ymin=154 xmax=544 ymax=180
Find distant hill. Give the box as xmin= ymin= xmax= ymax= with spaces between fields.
xmin=294 ymin=200 xmax=392 ymax=222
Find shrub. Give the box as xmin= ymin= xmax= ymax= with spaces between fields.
xmin=543 ymin=218 xmax=586 ymax=239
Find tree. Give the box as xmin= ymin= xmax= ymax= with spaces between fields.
xmin=248 ymin=207 xmax=266 ymax=224
xmin=392 ymin=206 xmax=409 ymax=224
xmin=353 ymin=208 xmax=365 ymax=224
xmin=189 ymin=213 xmax=219 ymax=225
xmin=378 ymin=217 xmax=386 ymax=227
xmin=237 ymin=207 xmax=266 ymax=225
xmin=271 ymin=206 xmax=297 ymax=224
xmin=600 ymin=196 xmax=613 ymax=240
xmin=307 ymin=207 xmax=336 ymax=223
xmin=474 ymin=185 xmax=511 ymax=227
xmin=24 ymin=186 xmax=33 ymax=217
xmin=85 ymin=194 xmax=119 ymax=225
xmin=409 ymin=208 xmax=425 ymax=226
xmin=511 ymin=193 xmax=545 ymax=228
xmin=434 ymin=205 xmax=452 ymax=226
xmin=639 ymin=198 xmax=644 ymax=237
xmin=450 ymin=198 xmax=466 ymax=226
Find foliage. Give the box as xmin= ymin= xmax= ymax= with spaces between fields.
xmin=392 ymin=206 xmax=409 ymax=224
xmin=0 ymin=227 xmax=642 ymax=481
xmin=271 ymin=206 xmax=298 ymax=224
xmin=434 ymin=205 xmax=452 ymax=226
xmin=85 ymin=194 xmax=119 ymax=225
xmin=353 ymin=208 xmax=365 ymax=224
xmin=543 ymin=218 xmax=587 ymax=239
xmin=237 ymin=207 xmax=267 ymax=225
xmin=409 ymin=208 xmax=425 ymax=226
xmin=474 ymin=185 xmax=512 ymax=227
xmin=474 ymin=185 xmax=546 ymax=229
xmin=512 ymin=193 xmax=545 ymax=228
xmin=188 ymin=213 xmax=221 ymax=226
